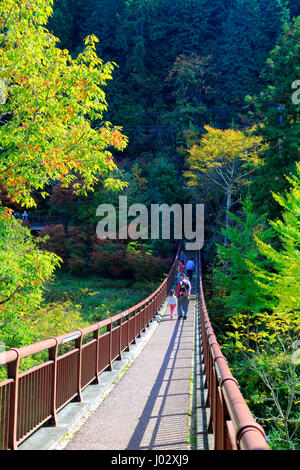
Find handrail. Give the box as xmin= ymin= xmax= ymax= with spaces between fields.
xmin=0 ymin=244 xmax=181 ymax=450
xmin=197 ymin=250 xmax=269 ymax=450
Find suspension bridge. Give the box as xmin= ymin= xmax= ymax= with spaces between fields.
xmin=0 ymin=248 xmax=269 ymax=451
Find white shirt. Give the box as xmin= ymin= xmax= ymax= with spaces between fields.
xmin=168 ymin=295 xmax=177 ymax=305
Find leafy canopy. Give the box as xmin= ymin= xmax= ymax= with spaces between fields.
xmin=185 ymin=125 xmax=266 ymax=182
xmin=248 ymin=16 xmax=300 ymax=218
xmin=0 ymin=208 xmax=61 ymax=349
xmin=0 ymin=0 xmax=128 ymax=208
xmin=249 ymin=163 xmax=300 ymax=317
xmin=214 ymin=198 xmax=273 ymax=319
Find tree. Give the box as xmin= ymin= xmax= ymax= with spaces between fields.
xmin=163 ymin=54 xmax=218 ymax=152
xmin=48 ymin=0 xmax=292 ymax=162
xmin=145 ymin=157 xmax=184 ymax=206
xmin=248 ymin=16 xmax=300 ymax=219
xmin=216 ymin=0 xmax=289 ymax=121
xmin=214 ymin=198 xmax=273 ymax=326
xmin=184 ymin=125 xmax=267 ymax=247
xmin=0 ymin=0 xmax=128 ymax=209
xmin=0 ymin=208 xmax=61 ymax=349
xmin=219 ymin=171 xmax=300 ymax=449
xmin=0 ymin=0 xmax=128 ymax=354
xmin=250 ymin=164 xmax=300 ymax=315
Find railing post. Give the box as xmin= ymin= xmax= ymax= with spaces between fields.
xmin=133 ymin=309 xmax=137 ymax=344
xmin=118 ymin=316 xmax=122 ymax=360
xmin=142 ymin=304 xmax=147 ymax=332
xmin=74 ymin=331 xmax=83 ymax=402
xmin=145 ymin=301 xmax=149 ymax=328
xmin=126 ymin=313 xmax=130 ymax=352
xmin=137 ymin=307 xmax=141 ymax=338
xmin=225 ymin=420 xmax=238 ymax=450
xmin=107 ymin=319 xmax=113 ymax=371
xmin=7 ymin=349 xmax=20 ymax=450
xmin=48 ymin=338 xmax=58 ymax=426
xmin=212 ymin=367 xmax=217 ymax=437
xmin=93 ymin=328 xmax=100 ymax=384
xmin=205 ymin=349 xmax=211 ymax=408
xmin=151 ymin=297 xmax=154 ymax=322
xmin=154 ymin=294 xmax=157 ymax=319
xmin=215 ymin=386 xmax=225 ymax=449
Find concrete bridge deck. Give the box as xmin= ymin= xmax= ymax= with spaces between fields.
xmin=64 ymin=278 xmax=212 ymax=451
xmin=66 ymin=302 xmax=197 ymax=450
xmin=20 ymin=267 xmax=213 ymax=451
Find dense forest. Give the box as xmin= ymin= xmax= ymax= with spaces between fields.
xmin=0 ymin=0 xmax=299 ymax=449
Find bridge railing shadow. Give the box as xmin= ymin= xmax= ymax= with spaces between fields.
xmin=126 ymin=318 xmax=187 ymax=450
xmin=126 ymin=259 xmax=203 ymax=450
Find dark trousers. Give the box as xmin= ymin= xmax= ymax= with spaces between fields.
xmin=177 ymin=294 xmax=189 ymax=318
xmin=187 ymin=269 xmax=193 ymax=281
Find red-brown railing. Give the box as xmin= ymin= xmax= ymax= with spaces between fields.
xmin=0 ymin=247 xmax=180 ymax=450
xmin=197 ymin=250 xmax=269 ymax=450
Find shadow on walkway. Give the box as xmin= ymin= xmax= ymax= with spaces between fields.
xmin=127 ymin=312 xmax=192 ymax=449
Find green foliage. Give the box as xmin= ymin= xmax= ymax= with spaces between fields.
xmin=218 ymin=0 xmax=290 ymax=117
xmin=214 ymin=198 xmax=273 ymax=319
xmin=28 ymin=301 xmax=88 ymax=341
xmin=90 ymin=240 xmax=172 ymax=281
xmin=35 ymin=156 xmax=182 ymax=263
xmin=214 ymin=170 xmax=300 ymax=449
xmin=0 ymin=0 xmax=129 ymax=358
xmin=248 ymin=16 xmax=300 ymax=218
xmin=42 ymin=274 xmax=159 ymax=324
xmin=0 ymin=210 xmax=60 ymax=349
xmin=184 ymin=125 xmax=267 ymax=250
xmin=38 ymin=223 xmax=173 ymax=281
xmin=0 ymin=0 xmax=127 ymax=208
xmin=145 ymin=157 xmax=184 ymax=206
xmin=49 ymin=0 xmax=291 ymax=160
xmin=229 ymin=339 xmax=299 ymax=450
xmin=249 ymin=164 xmax=300 ymax=315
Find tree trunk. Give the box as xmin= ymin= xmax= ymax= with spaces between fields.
xmin=224 ymin=187 xmax=232 ymax=247
xmin=223 ymin=186 xmax=232 ymax=273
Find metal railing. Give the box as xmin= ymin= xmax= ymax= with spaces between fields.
xmin=197 ymin=250 xmax=269 ymax=450
xmin=0 ymin=247 xmax=180 ymax=450
xmin=0 ymin=246 xmax=270 ymax=451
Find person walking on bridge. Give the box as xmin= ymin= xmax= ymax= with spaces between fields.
xmin=178 ymin=251 xmax=185 ymax=264
xmin=177 ymin=273 xmax=191 ymax=320
xmin=185 ymin=257 xmax=195 ymax=282
xmin=177 ymin=259 xmax=185 ymax=283
xmin=167 ymin=289 xmax=177 ymax=319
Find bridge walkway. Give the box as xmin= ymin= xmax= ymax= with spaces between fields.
xmin=64 ymin=276 xmax=211 ymax=451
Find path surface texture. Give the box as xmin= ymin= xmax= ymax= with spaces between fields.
xmin=66 ymin=291 xmax=197 ymax=450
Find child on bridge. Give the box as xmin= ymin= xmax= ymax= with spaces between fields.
xmin=168 ymin=289 xmax=177 ymax=319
